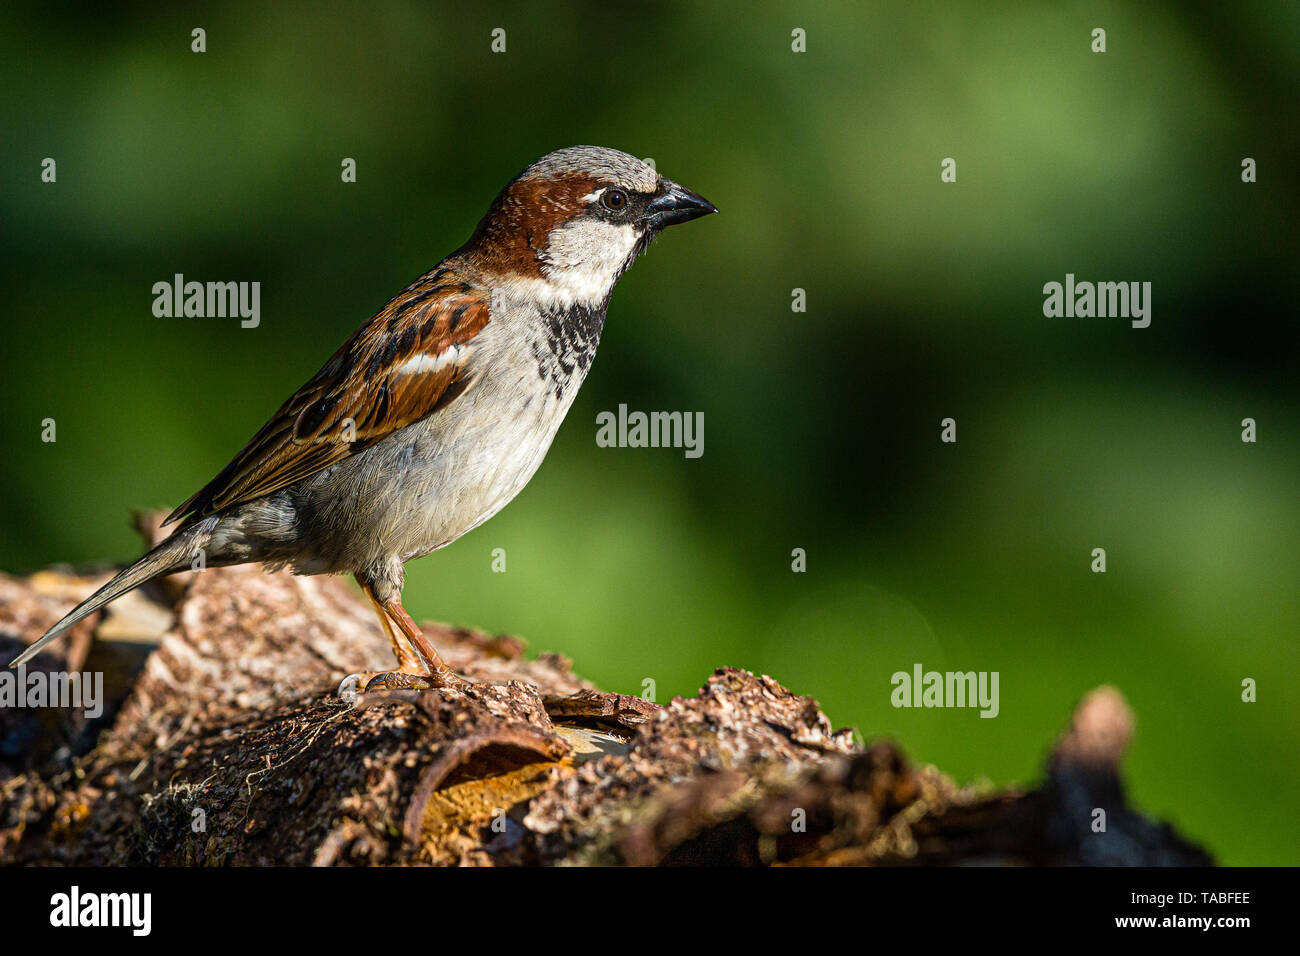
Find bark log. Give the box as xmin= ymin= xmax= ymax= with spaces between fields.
xmin=0 ymin=516 xmax=1212 ymax=866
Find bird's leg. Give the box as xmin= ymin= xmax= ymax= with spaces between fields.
xmin=341 ymin=571 xmax=468 ymax=694
xmin=380 ymin=595 xmax=450 ymax=675
xmin=356 ymin=574 xmax=424 ymax=673
xmin=376 ymin=594 xmax=470 ymax=690
xmin=338 ymin=574 xmax=445 ymax=696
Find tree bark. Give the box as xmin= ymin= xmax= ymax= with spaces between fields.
xmin=0 ymin=516 xmax=1212 ymax=866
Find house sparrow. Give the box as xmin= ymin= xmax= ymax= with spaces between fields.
xmin=11 ymin=145 xmax=717 ymax=689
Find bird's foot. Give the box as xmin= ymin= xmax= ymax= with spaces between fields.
xmin=337 ymin=665 xmax=471 ymax=698
xmin=364 ymin=670 xmax=436 ymax=691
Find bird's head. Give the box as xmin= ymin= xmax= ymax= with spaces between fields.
xmin=462 ymin=145 xmax=717 ymax=308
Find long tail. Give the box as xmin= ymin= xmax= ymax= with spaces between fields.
xmin=9 ymin=524 xmax=211 ymax=668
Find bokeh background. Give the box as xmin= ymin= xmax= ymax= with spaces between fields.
xmin=2 ymin=2 xmax=1297 ymax=864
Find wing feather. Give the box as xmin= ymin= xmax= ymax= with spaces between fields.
xmin=164 ymin=272 xmax=490 ymax=525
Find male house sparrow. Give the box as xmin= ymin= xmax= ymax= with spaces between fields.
xmin=12 ymin=146 xmax=717 ymax=689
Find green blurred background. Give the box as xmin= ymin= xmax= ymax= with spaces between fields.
xmin=2 ymin=2 xmax=1297 ymax=864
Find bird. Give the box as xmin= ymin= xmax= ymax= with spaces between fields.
xmin=11 ymin=145 xmax=717 ymax=690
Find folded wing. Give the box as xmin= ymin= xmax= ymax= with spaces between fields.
xmin=164 ymin=273 xmax=490 ymax=525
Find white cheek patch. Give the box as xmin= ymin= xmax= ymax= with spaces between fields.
xmin=539 ymin=219 xmax=641 ymax=306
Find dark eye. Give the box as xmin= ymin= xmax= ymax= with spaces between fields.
xmin=601 ymin=189 xmax=628 ymax=212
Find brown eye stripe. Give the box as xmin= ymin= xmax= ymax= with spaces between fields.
xmin=464 ymin=173 xmax=606 ymax=278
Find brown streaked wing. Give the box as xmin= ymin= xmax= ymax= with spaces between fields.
xmin=163 ymin=280 xmax=490 ymax=525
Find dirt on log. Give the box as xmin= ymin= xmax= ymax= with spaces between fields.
xmin=0 ymin=516 xmax=1212 ymax=866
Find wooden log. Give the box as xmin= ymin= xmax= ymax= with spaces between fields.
xmin=0 ymin=517 xmax=1212 ymax=866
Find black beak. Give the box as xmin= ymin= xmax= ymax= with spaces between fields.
xmin=645 ymin=179 xmax=718 ymax=229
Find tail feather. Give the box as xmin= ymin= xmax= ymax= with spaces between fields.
xmin=9 ymin=527 xmax=209 ymax=668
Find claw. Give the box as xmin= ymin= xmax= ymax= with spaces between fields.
xmin=336 ymin=673 xmax=364 ymax=701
